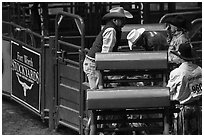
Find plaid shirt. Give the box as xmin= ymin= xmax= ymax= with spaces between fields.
xmin=168 ymin=31 xmax=190 ymax=63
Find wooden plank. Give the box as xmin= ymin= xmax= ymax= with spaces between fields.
xmin=87 ymin=87 xmax=170 ymax=109
xmin=122 ymin=24 xmax=167 ymax=32
xmin=96 ymin=51 xmax=167 ymax=70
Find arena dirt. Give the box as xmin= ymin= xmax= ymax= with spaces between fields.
xmin=2 ymin=96 xmax=78 ymax=135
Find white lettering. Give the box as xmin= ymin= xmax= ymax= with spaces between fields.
xmin=17 ymin=52 xmax=23 ymax=62
xmin=12 ymin=60 xmax=40 ymax=84
xmin=24 ymin=55 xmax=33 ymax=67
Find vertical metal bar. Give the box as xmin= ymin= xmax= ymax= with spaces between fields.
xmin=22 ymin=6 xmax=26 ymax=27
xmin=162 ymin=72 xmax=166 ymax=87
xmin=40 ymin=36 xmax=45 ymax=121
xmin=90 ymin=110 xmax=97 ymax=135
xmin=71 ymin=3 xmax=73 ymax=13
xmin=53 ymin=35 xmax=59 ymax=129
xmin=40 ymin=3 xmax=49 ymax=36
xmin=17 ymin=3 xmax=20 ymax=25
xmin=197 ymin=103 xmax=201 ymax=134
xmin=79 ymin=16 xmax=85 ymax=134
xmin=163 ymin=108 xmax=170 ymax=134
xmin=54 ymin=14 xmax=59 ymax=52
xmin=47 ymin=36 xmax=56 ymax=130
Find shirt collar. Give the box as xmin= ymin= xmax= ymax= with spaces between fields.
xmin=173 ymin=31 xmax=184 ymax=37
xmin=179 ymin=61 xmax=194 ymax=69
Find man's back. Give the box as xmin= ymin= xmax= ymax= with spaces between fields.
xmin=167 ymin=62 xmax=202 ymax=104
xmin=180 ymin=63 xmax=202 ymax=104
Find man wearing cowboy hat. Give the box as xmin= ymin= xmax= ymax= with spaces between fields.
xmin=83 ymin=7 xmax=133 ymax=135
xmin=165 ymin=15 xmax=192 ymax=64
xmin=167 ymin=43 xmax=202 ymax=134
xmin=83 ymin=7 xmax=133 ymax=90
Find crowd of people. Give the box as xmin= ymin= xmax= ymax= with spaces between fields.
xmin=83 ymin=6 xmax=202 ymax=135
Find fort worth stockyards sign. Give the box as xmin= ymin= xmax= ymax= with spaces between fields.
xmin=11 ymin=41 xmax=41 ymax=113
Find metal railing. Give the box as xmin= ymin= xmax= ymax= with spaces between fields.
xmin=2 ymin=21 xmax=44 ymax=49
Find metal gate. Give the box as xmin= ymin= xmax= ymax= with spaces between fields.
xmin=52 ymin=12 xmax=85 ymax=134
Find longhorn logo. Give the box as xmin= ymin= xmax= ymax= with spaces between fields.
xmin=17 ymin=74 xmax=33 ymax=96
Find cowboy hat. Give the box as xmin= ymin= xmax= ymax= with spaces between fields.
xmin=170 ymin=43 xmax=196 ymax=61
xmin=103 ymin=7 xmax=133 ymax=20
xmin=164 ymin=15 xmax=191 ymax=31
xmin=127 ymin=28 xmax=145 ymax=50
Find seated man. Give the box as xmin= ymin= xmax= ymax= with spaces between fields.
xmin=167 ymin=43 xmax=202 ymax=134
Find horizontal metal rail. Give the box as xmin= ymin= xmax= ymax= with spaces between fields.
xmin=97 ymin=126 xmax=163 ymax=132
xmin=58 ymin=40 xmax=80 ymax=50
xmin=60 ymin=35 xmax=96 ymax=39
xmin=159 ymin=11 xmax=202 ymax=23
xmin=103 ymin=78 xmax=163 ymax=83
xmin=95 ymin=109 xmax=165 ymax=116
xmin=97 ymin=118 xmax=163 ymax=124
xmin=58 ymin=121 xmax=80 ymax=132
xmin=2 ymin=21 xmax=44 ymax=48
xmin=2 ymin=21 xmax=43 ymax=38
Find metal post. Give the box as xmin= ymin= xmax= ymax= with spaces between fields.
xmin=163 ymin=108 xmax=170 ymax=134
xmin=47 ymin=36 xmax=56 ymax=130
xmin=90 ymin=110 xmax=97 ymax=135
xmin=40 ymin=35 xmax=45 ymax=122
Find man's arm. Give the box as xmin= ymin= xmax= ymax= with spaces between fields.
xmin=101 ymin=28 xmax=116 ymax=53
xmin=167 ymin=70 xmax=181 ymax=95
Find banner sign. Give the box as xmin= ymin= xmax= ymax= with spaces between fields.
xmin=11 ymin=41 xmax=41 ymax=113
